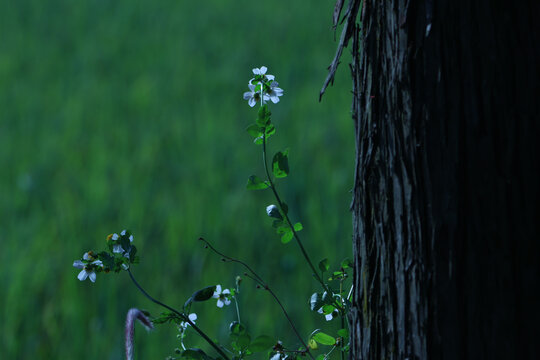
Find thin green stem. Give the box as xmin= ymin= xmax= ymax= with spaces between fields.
xmin=233 ymin=296 xmax=241 ymax=324
xmin=200 ymin=238 xmax=314 ymax=360
xmin=262 ymin=133 xmax=343 ymax=311
xmin=127 ymin=269 xmax=230 ymax=360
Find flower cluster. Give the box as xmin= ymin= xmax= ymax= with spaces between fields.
xmin=72 ymin=229 xmax=138 ymax=282
xmin=243 ymin=66 xmax=283 ymax=107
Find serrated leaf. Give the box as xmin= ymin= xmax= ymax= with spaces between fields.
xmin=293 ymin=222 xmax=303 ymax=232
xmin=312 ymin=332 xmax=336 ymax=346
xmin=318 ymin=258 xmax=329 ymax=273
xmin=249 ymin=335 xmax=275 ymax=352
xmin=272 ymin=150 xmax=289 ymax=178
xmin=281 ymin=229 xmax=293 ymax=244
xmin=256 ymin=105 xmax=271 ymax=127
xmin=247 ymin=175 xmax=269 ymax=190
xmin=265 ymin=124 xmax=276 ymax=136
xmin=246 ymin=124 xmax=263 ymax=138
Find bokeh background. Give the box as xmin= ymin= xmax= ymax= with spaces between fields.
xmin=0 ymin=1 xmax=354 ymax=359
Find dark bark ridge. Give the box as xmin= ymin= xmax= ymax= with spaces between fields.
xmin=323 ymin=1 xmax=539 ymax=359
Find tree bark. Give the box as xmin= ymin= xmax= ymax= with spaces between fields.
xmin=324 ymin=1 xmax=539 ymax=359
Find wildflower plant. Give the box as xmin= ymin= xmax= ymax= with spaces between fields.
xmin=73 ymin=66 xmax=351 ymax=360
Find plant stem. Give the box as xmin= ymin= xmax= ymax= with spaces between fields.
xmin=262 ymin=133 xmax=342 ymax=311
xmin=200 ymin=238 xmax=314 ymax=360
xmin=127 ymin=269 xmax=230 ymax=360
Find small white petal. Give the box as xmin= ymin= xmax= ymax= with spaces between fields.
xmin=243 ymin=91 xmax=253 ymax=100
xmin=189 ymin=313 xmax=197 ymax=322
xmin=113 ymin=244 xmax=123 ymax=253
xmin=224 ymin=298 xmax=231 ymax=306
xmin=213 ymin=285 xmax=222 ymax=298
xmin=112 ymin=233 xmax=119 ymax=240
xmin=92 ymin=260 xmax=103 ymax=267
xmin=222 ymin=289 xmax=230 ymax=295
xmin=325 ymin=313 xmax=333 ymax=321
xmin=83 ymin=252 xmax=91 ymax=260
xmin=260 ymin=66 xmax=267 ymax=74
xmin=78 ymin=270 xmax=88 ymax=281
xmin=266 ymin=74 xmax=275 ymax=81
xmin=73 ymin=260 xmax=84 ymax=269
xmin=89 ymin=271 xmax=97 ymax=282
xmin=129 ymin=235 xmax=134 ymax=242
xmin=248 ymin=98 xmax=256 ymax=107
xmin=216 ymin=300 xmax=224 ymax=308
xmin=121 ymin=230 xmax=127 ymax=236
xmin=317 ymin=308 xmax=324 ymax=314
xmin=252 ymin=68 xmax=261 ymax=75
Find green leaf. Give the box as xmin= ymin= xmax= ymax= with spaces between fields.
xmin=180 ymin=348 xmax=212 ymax=360
xmin=127 ymin=245 xmax=137 ymax=262
xmin=337 ymin=328 xmax=349 ymax=339
xmin=247 ymin=175 xmax=269 ymax=190
xmin=265 ymin=124 xmax=276 ymax=137
xmin=246 ymin=124 xmax=263 ymax=138
xmin=312 ymin=332 xmax=336 ymax=346
xmin=293 ymin=222 xmax=303 ymax=232
xmin=98 ymin=251 xmax=115 ymax=270
xmin=254 ymin=136 xmax=264 ymax=145
xmin=318 ymin=258 xmax=329 ymax=273
xmin=341 ymin=258 xmax=353 ymax=269
xmin=229 ymin=321 xmax=246 ymax=335
xmin=256 ymin=105 xmax=271 ymax=127
xmin=185 ymin=286 xmax=216 ymax=307
xmin=236 ymin=333 xmax=251 ymax=350
xmin=272 ymin=150 xmax=289 ymax=178
xmin=280 ymin=229 xmax=293 ymax=244
xmin=120 ymin=234 xmax=131 ymax=253
xmin=249 ymin=335 xmax=275 ymax=352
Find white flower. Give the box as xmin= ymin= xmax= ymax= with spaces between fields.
xmin=212 ymin=285 xmax=231 ymax=308
xmin=252 ymin=66 xmax=275 ymax=81
xmin=318 ymin=307 xmax=338 ymax=321
xmin=267 ymin=81 xmax=284 ymax=104
xmin=179 ymin=313 xmax=197 ymax=330
xmin=73 ymin=252 xmax=103 ymax=282
xmin=243 ymin=83 xmax=269 ymax=107
xmin=113 ymin=230 xmax=134 ymax=254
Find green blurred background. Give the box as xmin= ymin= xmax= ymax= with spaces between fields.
xmin=0 ymin=0 xmax=354 ymax=358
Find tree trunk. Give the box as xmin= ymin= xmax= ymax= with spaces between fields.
xmin=325 ymin=1 xmax=539 ymax=359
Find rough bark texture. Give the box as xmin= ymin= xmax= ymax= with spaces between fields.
xmin=325 ymin=1 xmax=539 ymax=359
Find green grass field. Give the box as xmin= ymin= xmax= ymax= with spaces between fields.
xmin=0 ymin=1 xmax=354 ymax=358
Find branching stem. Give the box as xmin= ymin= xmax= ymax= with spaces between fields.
xmin=200 ymin=238 xmax=314 ymax=360
xmin=127 ymin=269 xmax=230 ymax=360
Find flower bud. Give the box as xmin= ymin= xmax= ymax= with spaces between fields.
xmin=266 ymin=205 xmax=282 ymax=220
